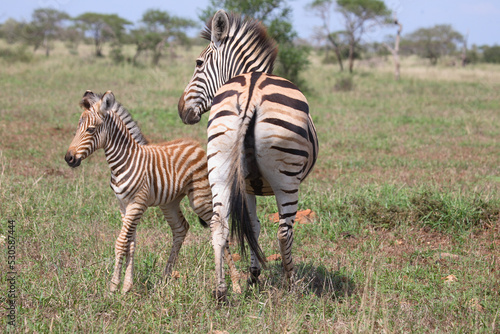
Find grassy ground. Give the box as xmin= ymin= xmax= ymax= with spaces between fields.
xmin=1 ymin=42 xmax=499 ymax=333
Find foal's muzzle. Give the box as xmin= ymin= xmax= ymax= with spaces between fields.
xmin=65 ymin=151 xmax=81 ymax=168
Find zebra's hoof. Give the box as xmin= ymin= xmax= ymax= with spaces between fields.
xmin=247 ymin=267 xmax=261 ymax=285
xmin=213 ymin=285 xmax=228 ymax=304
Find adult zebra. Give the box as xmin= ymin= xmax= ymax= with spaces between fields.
xmin=65 ymin=90 xmax=240 ymax=294
xmin=178 ymin=10 xmax=318 ymax=299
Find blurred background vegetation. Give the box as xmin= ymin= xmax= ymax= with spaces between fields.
xmin=1 ymin=0 xmax=499 ymax=85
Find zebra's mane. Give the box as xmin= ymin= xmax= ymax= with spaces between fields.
xmin=80 ymin=93 xmax=148 ymax=146
xmin=201 ymin=12 xmax=278 ymax=72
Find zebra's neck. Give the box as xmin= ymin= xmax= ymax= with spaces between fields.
xmin=103 ymin=112 xmax=142 ymax=174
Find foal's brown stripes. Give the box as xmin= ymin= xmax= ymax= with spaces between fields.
xmin=65 ymin=90 xmax=240 ymax=294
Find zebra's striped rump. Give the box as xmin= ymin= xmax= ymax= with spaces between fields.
xmin=65 ymin=90 xmax=241 ymax=294
xmin=209 ymin=71 xmax=318 ymax=265
xmin=178 ymin=9 xmax=319 ymax=300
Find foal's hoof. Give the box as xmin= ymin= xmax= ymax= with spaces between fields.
xmin=109 ymin=281 xmax=119 ymax=293
xmin=232 ymin=281 xmax=242 ymax=294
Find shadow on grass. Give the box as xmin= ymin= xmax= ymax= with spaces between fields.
xmin=259 ymin=262 xmax=355 ymax=300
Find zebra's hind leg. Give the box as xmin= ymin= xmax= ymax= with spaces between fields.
xmin=186 ymin=182 xmax=241 ymax=294
xmin=246 ymin=194 xmax=262 ymax=285
xmin=110 ymin=202 xmax=146 ymax=294
xmin=275 ymin=192 xmax=298 ymax=287
xmin=160 ymin=199 xmax=189 ymax=280
xmin=277 ymin=217 xmax=295 ymax=283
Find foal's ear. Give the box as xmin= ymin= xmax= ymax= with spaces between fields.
xmin=100 ymin=91 xmax=115 ymax=115
xmin=80 ymin=90 xmax=97 ymax=110
xmin=211 ymin=10 xmax=229 ymax=47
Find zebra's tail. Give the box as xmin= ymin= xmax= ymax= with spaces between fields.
xmin=228 ymin=111 xmax=267 ymax=267
xmin=198 ymin=217 xmax=209 ymax=228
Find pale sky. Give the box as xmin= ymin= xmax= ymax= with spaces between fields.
xmin=2 ymin=0 xmax=499 ymax=46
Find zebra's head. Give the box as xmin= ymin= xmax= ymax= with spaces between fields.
xmin=65 ymin=90 xmax=115 ymax=168
xmin=178 ymin=10 xmax=277 ymax=125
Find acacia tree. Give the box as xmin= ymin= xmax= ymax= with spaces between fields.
xmin=0 ymin=19 xmax=25 ymax=44
xmin=403 ymin=25 xmax=463 ymax=65
xmin=337 ymin=0 xmax=389 ymax=73
xmin=309 ymin=0 xmax=389 ymax=73
xmin=75 ymin=13 xmax=131 ymax=57
xmin=309 ymin=0 xmax=345 ymax=71
xmin=61 ymin=25 xmax=85 ymax=54
xmin=132 ymin=9 xmax=196 ymax=66
xmin=200 ymin=0 xmax=310 ymax=85
xmin=24 ymin=8 xmax=70 ymax=56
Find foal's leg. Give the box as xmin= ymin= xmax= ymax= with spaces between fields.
xmin=110 ymin=200 xmax=147 ymax=294
xmin=223 ymin=242 xmax=241 ymax=294
xmin=160 ymin=198 xmax=189 ymax=279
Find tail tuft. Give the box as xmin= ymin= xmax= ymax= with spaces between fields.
xmin=229 ymin=175 xmax=267 ymax=266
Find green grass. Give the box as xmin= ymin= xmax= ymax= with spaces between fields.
xmin=1 ymin=42 xmax=499 ymax=332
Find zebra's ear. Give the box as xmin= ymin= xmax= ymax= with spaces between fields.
xmin=100 ymin=91 xmax=115 ymax=115
xmin=211 ymin=10 xmax=229 ymax=47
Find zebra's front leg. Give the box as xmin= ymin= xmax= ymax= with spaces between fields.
xmin=110 ymin=203 xmax=146 ymax=293
xmin=122 ymin=230 xmax=137 ymax=293
xmin=160 ymin=200 xmax=189 ymax=279
xmin=210 ymin=210 xmax=230 ymax=302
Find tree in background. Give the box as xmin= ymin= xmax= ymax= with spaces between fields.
xmin=402 ymin=24 xmax=463 ymax=65
xmin=61 ymin=25 xmax=85 ymax=55
xmin=199 ymin=0 xmax=310 ymax=85
xmin=337 ymin=0 xmax=389 ymax=73
xmin=309 ymin=0 xmax=389 ymax=73
xmin=383 ymin=15 xmax=402 ymax=80
xmin=0 ymin=19 xmax=25 ymax=44
xmin=200 ymin=0 xmax=285 ymax=22
xmin=26 ymin=8 xmax=70 ymax=57
xmin=461 ymin=30 xmax=469 ymax=67
xmin=482 ymin=45 xmax=500 ymax=64
xmin=132 ymin=9 xmax=196 ymax=66
xmin=75 ymin=13 xmax=132 ymax=57
xmin=308 ymin=0 xmax=345 ymax=71
xmin=267 ymin=14 xmax=310 ymax=85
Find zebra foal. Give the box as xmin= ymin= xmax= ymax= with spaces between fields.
xmin=65 ymin=90 xmax=240 ymax=294
xmin=178 ymin=10 xmax=318 ymax=299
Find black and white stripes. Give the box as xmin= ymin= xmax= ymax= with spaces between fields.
xmin=178 ymin=10 xmax=319 ymax=299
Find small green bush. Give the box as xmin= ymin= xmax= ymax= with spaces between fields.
xmin=110 ymin=46 xmax=125 ymax=64
xmin=483 ymin=45 xmax=500 ymax=64
xmin=0 ymin=45 xmax=33 ymax=63
xmin=334 ymin=76 xmax=354 ymax=91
